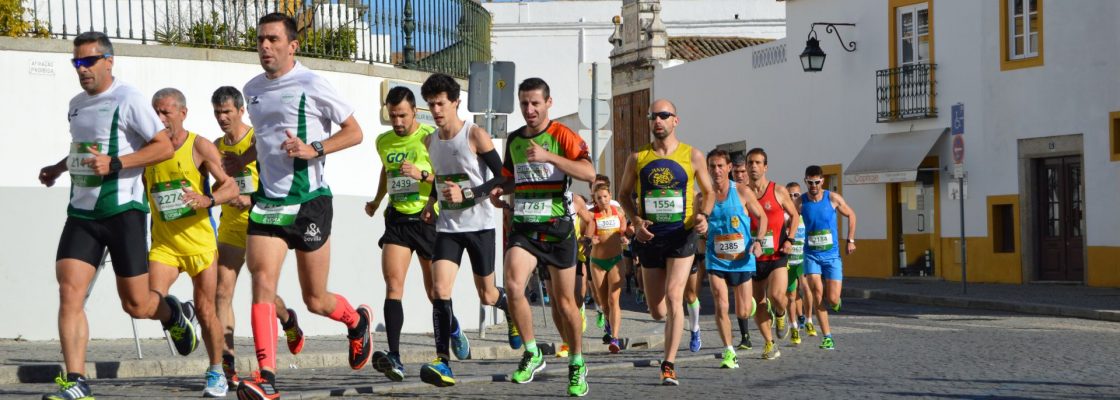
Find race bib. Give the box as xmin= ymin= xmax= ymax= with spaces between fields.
xmin=513 ymin=197 xmax=552 ymax=221
xmin=643 ymin=189 xmax=684 ymax=223
xmin=596 ymin=216 xmax=621 ymax=233
xmin=436 ymin=174 xmax=475 ymax=210
xmin=68 ymin=142 xmax=102 ymax=187
xmin=388 ymin=170 xmax=419 ymax=203
xmin=249 ymin=203 xmax=301 ymax=226
xmin=789 ymin=241 xmax=805 ymax=256
xmin=151 ymin=179 xmax=196 ymax=221
xmin=514 ymin=162 xmax=554 ymax=183
xmin=714 ymin=233 xmax=746 ymax=260
xmin=760 ymin=232 xmax=777 ymax=256
xmin=807 ymin=230 xmax=834 ymax=252
xmin=234 ymin=169 xmax=256 ymax=195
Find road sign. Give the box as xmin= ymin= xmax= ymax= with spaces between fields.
xmin=468 ymin=61 xmax=515 ymax=114
xmin=951 ymin=103 xmax=964 ymax=135
xmin=578 ymin=63 xmax=611 ymax=100
xmin=952 ymin=134 xmax=965 ymax=164
xmin=579 ymin=129 xmax=613 ymax=162
xmin=579 ymin=99 xmax=610 ymax=130
xmin=474 ymin=114 xmax=508 ymax=139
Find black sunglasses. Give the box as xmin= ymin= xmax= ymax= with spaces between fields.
xmin=72 ymin=54 xmax=111 ymax=69
xmin=648 ymin=111 xmax=675 ymax=121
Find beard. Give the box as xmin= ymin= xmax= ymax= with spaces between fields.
xmin=653 ymin=129 xmax=670 ymax=140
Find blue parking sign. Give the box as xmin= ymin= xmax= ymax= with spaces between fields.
xmin=952 ymin=103 xmax=964 ymax=135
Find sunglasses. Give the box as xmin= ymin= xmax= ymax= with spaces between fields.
xmin=790 ymin=192 xmax=801 ymax=199
xmin=72 ymin=54 xmax=111 ymax=69
xmin=805 ymin=179 xmax=823 ymax=186
xmin=648 ymin=111 xmax=675 ymax=120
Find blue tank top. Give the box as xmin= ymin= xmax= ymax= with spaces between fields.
xmin=801 ymin=190 xmax=839 ymax=257
xmin=705 ymin=182 xmax=756 ymax=272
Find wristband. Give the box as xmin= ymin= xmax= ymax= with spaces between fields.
xmin=109 ymin=156 xmax=122 ymax=173
xmin=206 ymin=194 xmax=216 ymax=208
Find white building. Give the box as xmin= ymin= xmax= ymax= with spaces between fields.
xmin=648 ymin=0 xmax=1120 ymax=287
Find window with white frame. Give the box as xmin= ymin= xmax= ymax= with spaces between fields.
xmin=1008 ymin=0 xmax=1040 ymax=59
xmin=897 ymin=3 xmax=930 ymax=67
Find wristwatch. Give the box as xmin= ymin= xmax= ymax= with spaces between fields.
xmin=847 ymin=239 xmax=856 ymax=243
xmin=462 ymin=187 xmax=475 ymax=200
xmin=311 ymin=141 xmax=325 ymax=158
xmin=421 ymin=170 xmax=430 ymax=182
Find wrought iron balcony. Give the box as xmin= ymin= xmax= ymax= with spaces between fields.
xmin=876 ymin=63 xmax=937 ymax=123
xmin=15 ymin=0 xmax=490 ymax=78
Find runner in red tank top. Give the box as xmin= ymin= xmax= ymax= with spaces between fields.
xmin=745 ymin=148 xmax=800 ymax=360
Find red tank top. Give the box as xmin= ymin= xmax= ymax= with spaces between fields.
xmin=750 ymin=182 xmax=787 ymax=261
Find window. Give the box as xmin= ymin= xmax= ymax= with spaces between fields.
xmin=992 ymin=204 xmax=1015 ymax=253
xmin=1111 ymin=111 xmax=1120 ymax=162
xmin=897 ymin=3 xmax=930 ymax=67
xmin=1000 ymin=0 xmax=1044 ymax=70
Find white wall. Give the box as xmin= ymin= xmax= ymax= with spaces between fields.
xmin=653 ymin=0 xmax=1120 ymax=247
xmin=0 ymin=42 xmax=504 ymax=340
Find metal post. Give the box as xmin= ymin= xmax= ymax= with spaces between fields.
xmin=959 ymin=173 xmax=967 ymax=294
xmin=131 ymin=318 xmax=143 ymax=359
xmin=590 ymin=62 xmax=598 ymax=169
xmin=478 ymin=61 xmax=495 ymax=339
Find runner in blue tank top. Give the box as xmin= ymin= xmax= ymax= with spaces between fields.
xmin=795 ymin=165 xmax=858 ymax=351
xmin=702 ymin=149 xmax=767 ymax=369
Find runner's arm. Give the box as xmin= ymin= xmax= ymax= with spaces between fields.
xmin=320 ymin=115 xmax=363 ymax=155
xmin=467 ymin=125 xmax=505 ymax=197
xmin=366 ymin=166 xmax=388 ymax=216
xmin=740 ymin=185 xmax=769 ymax=242
xmin=39 ymin=157 xmax=68 ymax=187
xmin=618 ymin=153 xmax=641 ymax=224
xmin=119 ymin=129 xmax=174 ymax=169
xmin=692 ymin=148 xmax=716 ymax=221
xmin=832 ymin=192 xmax=857 ymax=242
xmin=195 ymin=136 xmax=239 ymax=206
xmin=774 ymin=184 xmax=801 ymax=241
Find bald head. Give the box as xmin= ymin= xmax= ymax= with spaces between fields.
xmin=651 ymin=99 xmax=676 ymax=114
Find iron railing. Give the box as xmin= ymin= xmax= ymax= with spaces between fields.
xmin=17 ymin=0 xmax=490 ymax=77
xmin=876 ymin=63 xmax=937 ymax=123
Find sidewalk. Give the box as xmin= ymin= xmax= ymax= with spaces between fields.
xmin=843 ymin=277 xmax=1120 ymax=322
xmin=0 ymin=299 xmax=667 ymax=385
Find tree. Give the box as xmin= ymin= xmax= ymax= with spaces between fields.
xmin=0 ymin=0 xmax=49 ymax=38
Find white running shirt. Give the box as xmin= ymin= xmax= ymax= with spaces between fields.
xmin=243 ymin=61 xmax=354 ymax=205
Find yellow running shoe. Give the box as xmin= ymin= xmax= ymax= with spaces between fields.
xmin=805 ymin=321 xmax=818 ymax=337
xmin=790 ymin=327 xmax=802 ymax=345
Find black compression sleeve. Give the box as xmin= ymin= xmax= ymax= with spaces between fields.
xmin=471 ymin=149 xmax=505 ymax=195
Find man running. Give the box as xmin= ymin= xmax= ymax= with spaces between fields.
xmin=365 ymin=86 xmax=467 ymax=381
xmin=703 ymin=149 xmax=766 ymax=369
xmin=490 ymin=78 xmax=595 ymax=396
xmin=146 ymin=88 xmax=240 ymax=397
xmin=39 ymin=31 xmax=195 ymax=400
xmin=418 ymin=73 xmax=512 ymax=387
xmin=784 ymin=181 xmax=808 ymax=345
xmin=745 ymin=148 xmax=799 ymax=360
xmin=236 ymin=13 xmax=370 ymax=400
xmin=210 ymin=86 xmax=304 ymax=391
xmin=796 ymin=165 xmax=857 ymax=350
xmin=618 ymin=99 xmax=715 ymax=385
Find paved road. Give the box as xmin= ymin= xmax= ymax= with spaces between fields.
xmin=5 ymin=298 xmax=1119 ymax=399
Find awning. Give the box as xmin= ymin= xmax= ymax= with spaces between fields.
xmin=844 ymin=128 xmax=948 ymax=185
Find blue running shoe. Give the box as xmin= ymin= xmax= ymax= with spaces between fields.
xmin=420 ymin=359 xmax=456 ymax=387
xmin=689 ymin=330 xmax=702 ymax=352
xmin=450 ymin=320 xmax=471 ymax=360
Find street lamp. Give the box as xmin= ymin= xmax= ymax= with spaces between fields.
xmin=800 ymin=22 xmax=856 ymax=72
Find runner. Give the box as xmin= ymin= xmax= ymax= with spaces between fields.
xmin=418 ymin=72 xmax=512 ymax=387
xmin=588 ymin=175 xmax=618 ymax=333
xmin=552 ymin=193 xmax=593 ymax=360
xmin=236 ymin=13 xmax=370 ymax=400
xmin=585 ymin=183 xmax=628 ymax=354
xmin=788 ymin=180 xmax=817 ymax=337
xmin=210 ymin=86 xmax=304 ymax=391
xmin=703 ymin=149 xmax=766 ymax=369
xmin=745 ymin=148 xmax=799 ymax=360
xmin=683 ymin=192 xmax=706 ymax=353
xmin=490 ymin=77 xmax=595 ymax=396
xmin=145 ymin=88 xmax=241 ymax=397
xmin=730 ymin=155 xmax=752 ymax=350
xmin=618 ymin=99 xmax=715 ymax=385
xmin=796 ymin=165 xmax=857 ymax=350
xmin=784 ymin=181 xmax=807 ymax=345
xmin=39 ymin=31 xmax=195 ymax=400
xmin=363 ymin=86 xmax=470 ymax=381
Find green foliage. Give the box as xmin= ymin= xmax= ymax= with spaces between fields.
xmin=0 ymin=0 xmax=49 ymax=38
xmin=155 ymin=10 xmax=356 ymax=61
xmin=298 ymin=27 xmax=357 ymax=60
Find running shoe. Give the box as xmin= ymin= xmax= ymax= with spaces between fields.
xmin=348 ymin=305 xmax=373 ymax=370
xmin=608 ymin=338 xmax=621 ymax=354
xmin=203 ymin=370 xmax=228 ymax=398
xmin=819 ymin=336 xmax=835 ymax=350
xmin=284 ymin=308 xmax=305 ymax=355
xmin=567 ymin=362 xmax=589 ymax=397
xmin=762 ymin=341 xmax=781 ymax=360
xmin=604 ymin=321 xmax=612 ymax=338
xmin=797 ymin=315 xmax=806 ymax=327
xmin=775 ymin=312 xmax=789 ymax=340
xmin=41 ymin=373 xmax=92 ymax=400
xmin=236 ymin=372 xmax=280 ymax=400
xmin=596 ymin=310 xmax=606 ymax=329
xmin=805 ymin=321 xmax=818 ymax=337
xmin=719 ymin=348 xmax=739 ymax=369
xmin=556 ymin=343 xmax=570 ymax=358
xmin=790 ymin=327 xmax=802 ymax=345
xmin=660 ymin=362 xmax=678 ymax=386
xmin=831 ymin=299 xmax=842 ymax=313
xmin=164 ymin=295 xmax=198 ymax=356
xmin=450 ymin=322 xmax=472 ymax=360
xmin=510 ymin=350 xmax=546 ymax=384
xmin=688 ymin=330 xmax=702 ymax=352
xmin=371 ymin=351 xmax=405 ymax=382
xmin=508 ymin=321 xmax=523 ymax=350
xmin=419 ymin=358 xmax=456 ymax=387
xmin=737 ymin=332 xmax=753 ymax=350
xmin=543 ymin=293 xmax=551 ymax=306
xmin=602 ymin=333 xmax=613 ymax=345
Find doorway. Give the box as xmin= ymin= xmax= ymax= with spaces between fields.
xmin=1034 ymin=156 xmax=1084 ymax=281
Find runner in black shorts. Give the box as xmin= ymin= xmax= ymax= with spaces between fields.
xmin=491 ymin=78 xmax=595 ymax=396
xmin=39 ymin=31 xmax=195 ymax=400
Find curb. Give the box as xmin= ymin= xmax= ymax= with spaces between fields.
xmin=290 ymin=342 xmax=724 ymax=399
xmin=842 ymin=287 xmax=1120 ymax=323
xmin=0 ymin=333 xmax=666 ymax=385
